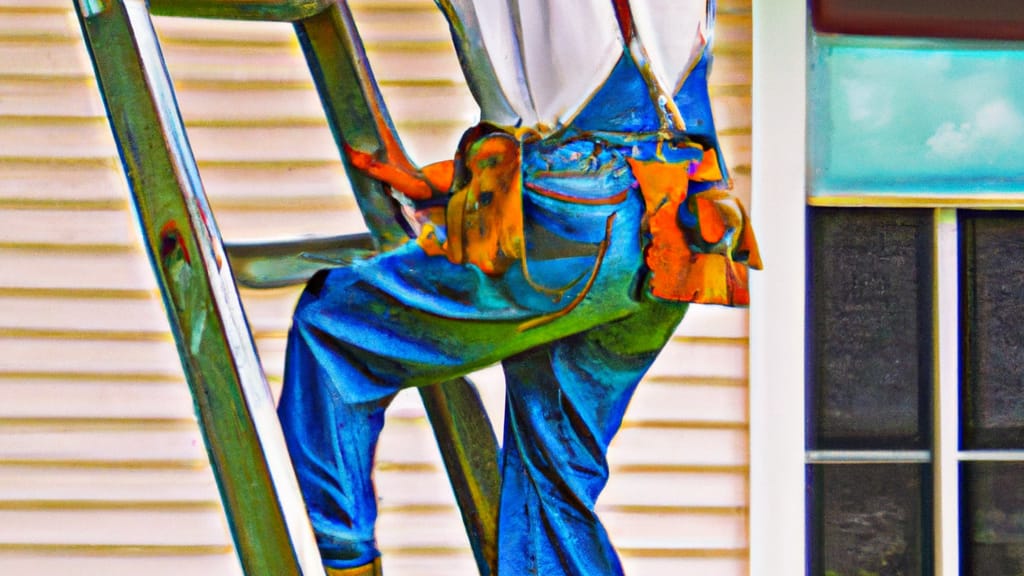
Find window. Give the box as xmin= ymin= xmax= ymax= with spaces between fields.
xmin=806 ymin=208 xmax=1024 ymax=576
xmin=804 ymin=207 xmax=939 ymax=576
xmin=958 ymin=212 xmax=1024 ymax=575
xmin=748 ymin=1 xmax=1024 ymax=574
xmin=803 ymin=9 xmax=1024 ymax=576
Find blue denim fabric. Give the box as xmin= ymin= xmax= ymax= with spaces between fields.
xmin=278 ymin=160 xmax=689 ymax=573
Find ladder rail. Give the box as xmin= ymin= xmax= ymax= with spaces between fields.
xmin=74 ymin=1 xmax=326 ymax=574
xmin=76 ymin=1 xmax=501 ymax=574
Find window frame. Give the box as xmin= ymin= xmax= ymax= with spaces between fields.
xmin=748 ymin=0 xmax=808 ymax=573
xmin=809 ymin=0 xmax=1024 ymax=42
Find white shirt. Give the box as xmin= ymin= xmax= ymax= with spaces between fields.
xmin=441 ymin=0 xmax=709 ymax=130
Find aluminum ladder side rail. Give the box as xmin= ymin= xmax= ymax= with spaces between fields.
xmin=74 ymin=2 xmax=325 ymax=574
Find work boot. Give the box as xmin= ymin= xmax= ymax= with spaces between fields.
xmin=325 ymin=557 xmax=382 ymax=576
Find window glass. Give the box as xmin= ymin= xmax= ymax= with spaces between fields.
xmin=808 ymin=208 xmax=933 ymax=449
xmin=961 ymin=462 xmax=1024 ymax=575
xmin=810 ymin=463 xmax=931 ymax=576
xmin=960 ymin=211 xmax=1024 ymax=449
xmin=808 ymin=35 xmax=1024 ymax=198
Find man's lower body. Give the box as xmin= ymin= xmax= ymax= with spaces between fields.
xmin=277 ymin=189 xmax=687 ymax=575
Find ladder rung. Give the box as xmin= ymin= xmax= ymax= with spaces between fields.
xmin=226 ymin=233 xmax=377 ymax=288
xmin=149 ymin=0 xmax=334 ymax=22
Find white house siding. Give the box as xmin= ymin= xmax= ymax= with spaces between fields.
xmin=0 ymin=0 xmax=752 ymax=574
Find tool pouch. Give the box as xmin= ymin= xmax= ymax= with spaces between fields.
xmin=443 ymin=128 xmax=526 ymax=276
xmin=628 ymin=151 xmax=762 ymax=306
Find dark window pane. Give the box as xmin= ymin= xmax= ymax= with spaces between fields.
xmin=809 ymin=463 xmax=932 ymax=576
xmin=962 ymin=462 xmax=1024 ymax=576
xmin=808 ymin=208 xmax=933 ymax=450
xmin=811 ymin=0 xmax=1024 ymax=41
xmin=960 ymin=211 xmax=1024 ymax=449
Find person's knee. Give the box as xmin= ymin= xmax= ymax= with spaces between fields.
xmin=306 ymin=268 xmax=330 ymax=296
xmin=291 ymin=269 xmax=334 ymax=334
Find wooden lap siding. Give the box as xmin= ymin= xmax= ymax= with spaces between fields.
xmin=0 ymin=1 xmax=752 ymax=574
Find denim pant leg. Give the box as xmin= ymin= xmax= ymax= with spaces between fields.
xmin=279 ymin=188 xmax=650 ymax=570
xmin=278 ymin=270 xmax=643 ymax=567
xmin=497 ymin=297 xmax=688 ymax=576
xmin=278 ymin=278 xmax=395 ymax=568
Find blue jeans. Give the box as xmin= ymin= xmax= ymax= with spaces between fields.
xmin=278 ymin=157 xmax=688 ymax=575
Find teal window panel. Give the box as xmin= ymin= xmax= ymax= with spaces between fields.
xmin=809 ymin=34 xmax=1024 ymax=198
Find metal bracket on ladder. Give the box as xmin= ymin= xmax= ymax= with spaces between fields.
xmin=73 ymin=1 xmax=500 ymax=574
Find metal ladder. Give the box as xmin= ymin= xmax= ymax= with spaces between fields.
xmin=73 ymin=2 xmax=500 ymax=574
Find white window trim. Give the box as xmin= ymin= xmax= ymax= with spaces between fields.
xmin=749 ymin=0 xmax=808 ymax=574
xmin=934 ymin=209 xmax=961 ymax=575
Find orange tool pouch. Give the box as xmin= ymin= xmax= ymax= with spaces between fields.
xmin=628 ymin=149 xmax=762 ymax=306
xmin=342 ymin=124 xmax=526 ymax=276
xmin=441 ymin=130 xmax=526 ymax=276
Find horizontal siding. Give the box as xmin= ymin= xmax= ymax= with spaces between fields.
xmin=0 ymin=0 xmax=753 ymax=574
xmin=0 ymin=554 xmax=244 ymax=576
